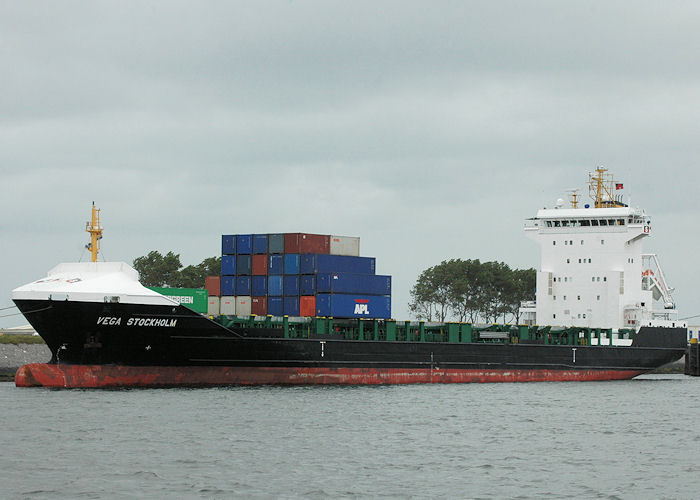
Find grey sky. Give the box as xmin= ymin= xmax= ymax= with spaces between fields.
xmin=2 ymin=1 xmax=699 ymax=327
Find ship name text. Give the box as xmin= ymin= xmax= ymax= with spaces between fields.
xmin=96 ymin=316 xmax=178 ymax=327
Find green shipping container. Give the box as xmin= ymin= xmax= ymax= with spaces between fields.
xmin=149 ymin=287 xmax=208 ymax=314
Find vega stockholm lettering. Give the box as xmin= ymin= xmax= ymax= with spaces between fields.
xmin=95 ymin=317 xmax=177 ymax=327
xmin=126 ymin=317 xmax=178 ymax=327
xmin=96 ymin=316 xmax=121 ymax=326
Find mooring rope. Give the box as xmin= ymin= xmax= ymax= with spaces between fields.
xmin=0 ymin=305 xmax=52 ymax=318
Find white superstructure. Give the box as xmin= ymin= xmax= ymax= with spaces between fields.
xmin=523 ymin=168 xmax=680 ymax=330
xmin=12 ymin=262 xmax=177 ymax=306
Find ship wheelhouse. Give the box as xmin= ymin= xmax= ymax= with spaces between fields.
xmin=523 ymin=167 xmax=679 ymax=333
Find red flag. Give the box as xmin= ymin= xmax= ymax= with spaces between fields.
xmin=615 ymin=183 xmax=623 ymax=190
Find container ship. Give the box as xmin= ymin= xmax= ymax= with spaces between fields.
xmin=12 ymin=170 xmax=687 ymax=388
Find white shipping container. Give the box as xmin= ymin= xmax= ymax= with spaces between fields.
xmin=220 ymin=296 xmax=236 ymax=315
xmin=236 ymin=296 xmax=252 ymax=316
xmin=207 ymin=296 xmax=220 ymax=316
xmin=330 ymin=235 xmax=360 ymax=256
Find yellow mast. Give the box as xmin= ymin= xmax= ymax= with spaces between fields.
xmin=567 ymin=189 xmax=580 ymax=208
xmin=589 ymin=166 xmax=624 ymax=208
xmin=85 ymin=202 xmax=103 ymax=262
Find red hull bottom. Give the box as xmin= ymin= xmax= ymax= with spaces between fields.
xmin=14 ymin=363 xmax=646 ymax=388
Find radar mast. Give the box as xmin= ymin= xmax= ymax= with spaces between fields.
xmin=589 ymin=166 xmax=626 ymax=208
xmin=85 ymin=202 xmax=103 ymax=262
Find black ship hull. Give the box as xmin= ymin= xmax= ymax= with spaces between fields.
xmin=13 ymin=298 xmax=687 ymax=388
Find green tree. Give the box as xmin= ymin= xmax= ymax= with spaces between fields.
xmin=132 ymin=251 xmax=221 ymax=288
xmin=133 ymin=251 xmax=182 ymax=287
xmin=409 ymin=260 xmax=462 ymax=322
xmin=173 ymin=257 xmax=222 ymax=288
xmin=507 ymin=268 xmax=536 ymax=324
xmin=410 ymin=258 xmax=536 ymax=324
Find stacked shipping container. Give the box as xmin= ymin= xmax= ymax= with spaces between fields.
xmin=212 ymin=233 xmax=391 ymax=319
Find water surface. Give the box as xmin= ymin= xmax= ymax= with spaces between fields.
xmin=2 ymin=375 xmax=699 ymax=499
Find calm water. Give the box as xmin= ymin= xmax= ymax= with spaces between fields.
xmin=2 ymin=375 xmax=699 ymax=499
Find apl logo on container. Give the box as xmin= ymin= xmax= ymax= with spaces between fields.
xmin=354 ymin=299 xmax=370 ymax=315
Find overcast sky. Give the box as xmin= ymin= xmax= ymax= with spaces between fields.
xmin=1 ymin=1 xmax=698 ymax=327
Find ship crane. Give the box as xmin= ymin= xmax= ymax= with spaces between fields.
xmin=641 ymin=253 xmax=675 ymax=309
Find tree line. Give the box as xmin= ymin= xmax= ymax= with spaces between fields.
xmin=409 ymin=259 xmax=535 ymax=324
xmin=132 ymin=251 xmax=220 ymax=288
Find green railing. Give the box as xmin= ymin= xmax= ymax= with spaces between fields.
xmin=214 ymin=315 xmax=636 ymax=346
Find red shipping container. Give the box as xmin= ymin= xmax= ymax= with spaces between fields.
xmin=205 ymin=276 xmax=221 ymax=297
xmin=252 ymin=254 xmax=268 ymax=275
xmin=251 ymin=296 xmax=267 ymax=316
xmin=300 ymin=296 xmax=316 ymax=317
xmin=284 ymin=233 xmax=330 ymax=254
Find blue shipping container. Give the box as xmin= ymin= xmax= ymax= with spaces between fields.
xmin=284 ymin=254 xmax=300 ymax=275
xmin=252 ymin=276 xmax=267 ymax=296
xmin=268 ymin=275 xmax=283 ymax=296
xmin=221 ymin=255 xmax=236 ymax=275
xmin=300 ymin=275 xmax=316 ymax=295
xmin=236 ymin=234 xmax=253 ymax=254
xmin=268 ymin=254 xmax=284 ymax=275
xmin=236 ymin=276 xmax=251 ymax=296
xmin=268 ymin=233 xmax=285 ymax=254
xmin=316 ymin=273 xmax=391 ymax=295
xmin=221 ymin=276 xmax=235 ymax=296
xmin=283 ymin=275 xmax=300 ymax=296
xmin=253 ymin=234 xmax=268 ymax=254
xmin=284 ymin=296 xmax=300 ymax=316
xmin=268 ymin=296 xmax=283 ymax=316
xmin=315 ymin=294 xmax=391 ymax=319
xmin=300 ymin=254 xmax=376 ymax=275
xmin=236 ymin=255 xmax=252 ymax=275
xmin=222 ymin=235 xmax=236 ymax=255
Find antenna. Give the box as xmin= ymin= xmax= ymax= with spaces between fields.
xmin=566 ymin=188 xmax=580 ymax=208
